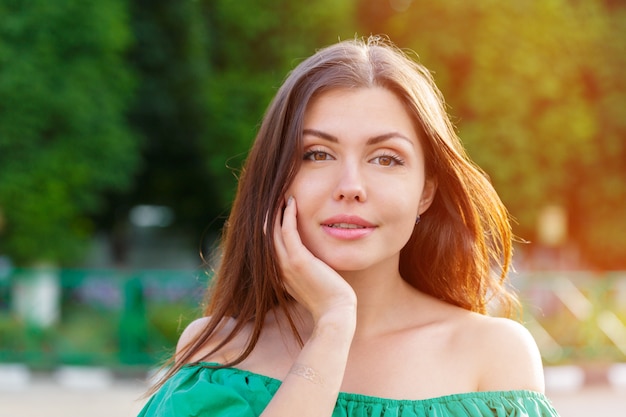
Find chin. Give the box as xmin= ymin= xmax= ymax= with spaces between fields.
xmin=320 ymin=257 xmax=379 ymax=274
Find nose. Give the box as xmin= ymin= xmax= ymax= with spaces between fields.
xmin=333 ymin=162 xmax=367 ymax=202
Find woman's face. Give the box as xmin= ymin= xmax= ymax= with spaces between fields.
xmin=286 ymin=87 xmax=436 ymax=273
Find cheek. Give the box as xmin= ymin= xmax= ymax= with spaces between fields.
xmin=285 ymin=178 xmax=316 ymax=230
xmin=388 ymin=181 xmax=423 ymax=214
xmin=287 ymin=173 xmax=322 ymax=203
xmin=288 ymin=178 xmax=322 ymax=239
xmin=284 ymin=174 xmax=304 ymax=203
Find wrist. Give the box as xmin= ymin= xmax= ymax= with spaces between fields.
xmin=313 ymin=305 xmax=357 ymax=338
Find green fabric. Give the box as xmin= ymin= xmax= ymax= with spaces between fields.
xmin=138 ymin=362 xmax=560 ymax=417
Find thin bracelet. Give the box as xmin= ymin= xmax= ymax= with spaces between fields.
xmin=289 ymin=363 xmax=325 ymax=386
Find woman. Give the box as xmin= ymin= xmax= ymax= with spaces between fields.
xmin=138 ymin=36 xmax=560 ymax=416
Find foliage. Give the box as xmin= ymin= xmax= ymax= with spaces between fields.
xmin=356 ymin=0 xmax=626 ymax=269
xmin=0 ymin=0 xmax=140 ymax=265
xmin=1 ymin=0 xmax=622 ymax=269
xmin=96 ymin=0 xmax=358 ymax=257
xmin=112 ymin=0 xmax=221 ymax=236
xmin=198 ymin=0 xmax=358 ymax=207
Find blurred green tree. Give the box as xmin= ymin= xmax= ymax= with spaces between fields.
xmin=99 ymin=0 xmax=221 ymax=243
xmin=100 ymin=0 xmax=357 ymax=256
xmin=357 ymin=0 xmax=626 ymax=269
xmin=199 ymin=0 xmax=357 ymax=206
xmin=0 ymin=0 xmax=139 ymax=265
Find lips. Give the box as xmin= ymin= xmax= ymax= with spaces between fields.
xmin=320 ymin=215 xmax=376 ymax=240
xmin=321 ymin=215 xmax=375 ymax=228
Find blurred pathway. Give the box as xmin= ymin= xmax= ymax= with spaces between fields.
xmin=0 ymin=376 xmax=147 ymax=417
xmin=548 ymin=386 xmax=626 ymax=416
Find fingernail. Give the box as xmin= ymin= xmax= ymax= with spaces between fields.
xmin=287 ymin=196 xmax=294 ymax=206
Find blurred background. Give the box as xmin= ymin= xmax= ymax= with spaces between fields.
xmin=0 ymin=0 xmax=625 ymax=415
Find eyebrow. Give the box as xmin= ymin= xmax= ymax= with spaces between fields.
xmin=302 ymin=128 xmax=414 ymax=146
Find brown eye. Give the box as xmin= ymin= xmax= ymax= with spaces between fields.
xmin=378 ymin=156 xmax=393 ymax=166
xmin=304 ymin=150 xmax=333 ymax=161
xmin=370 ymin=154 xmax=404 ymax=166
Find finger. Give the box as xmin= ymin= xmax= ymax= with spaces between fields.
xmin=280 ymin=197 xmax=317 ymax=291
xmin=274 ymin=197 xmax=304 ymax=298
xmin=273 ymin=203 xmax=287 ymax=262
xmin=280 ymin=196 xmax=304 ymax=257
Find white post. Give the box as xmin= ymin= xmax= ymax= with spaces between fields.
xmin=12 ymin=263 xmax=60 ymax=328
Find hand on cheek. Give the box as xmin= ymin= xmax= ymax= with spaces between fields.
xmin=273 ymin=196 xmax=357 ymax=323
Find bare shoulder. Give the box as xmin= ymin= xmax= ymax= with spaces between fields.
xmin=175 ymin=317 xmax=211 ymax=356
xmin=175 ymin=316 xmax=244 ymax=364
xmin=462 ymin=314 xmax=545 ymax=393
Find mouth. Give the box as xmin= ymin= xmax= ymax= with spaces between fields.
xmin=320 ymin=215 xmax=376 ymax=240
xmin=324 ymin=223 xmax=367 ymax=229
xmin=321 ymin=215 xmax=375 ymax=230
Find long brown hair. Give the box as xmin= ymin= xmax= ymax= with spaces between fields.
xmin=155 ymin=35 xmax=517 ymax=390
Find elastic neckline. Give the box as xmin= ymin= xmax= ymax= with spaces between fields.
xmin=189 ymin=361 xmax=547 ymax=405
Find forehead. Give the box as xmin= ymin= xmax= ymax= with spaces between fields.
xmin=303 ymin=87 xmax=418 ymax=142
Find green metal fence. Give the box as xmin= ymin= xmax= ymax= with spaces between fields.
xmin=0 ymin=268 xmax=209 ymax=370
xmin=516 ymin=271 xmax=626 ymax=365
xmin=0 ymin=268 xmax=625 ymax=369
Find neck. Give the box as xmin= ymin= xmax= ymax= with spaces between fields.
xmin=283 ymin=260 xmax=423 ymax=342
xmin=338 ymin=262 xmax=420 ymax=339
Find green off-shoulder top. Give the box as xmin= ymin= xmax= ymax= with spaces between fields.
xmin=138 ymin=362 xmax=560 ymax=417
